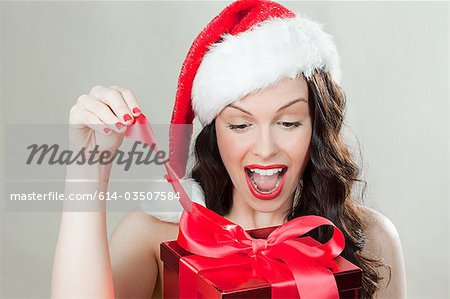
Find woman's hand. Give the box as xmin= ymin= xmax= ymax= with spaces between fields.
xmin=68 ymin=85 xmax=142 ymax=154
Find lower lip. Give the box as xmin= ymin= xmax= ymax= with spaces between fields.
xmin=244 ymin=169 xmax=287 ymax=200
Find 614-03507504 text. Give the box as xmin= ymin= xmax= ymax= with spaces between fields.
xmin=9 ymin=191 xmax=181 ymax=201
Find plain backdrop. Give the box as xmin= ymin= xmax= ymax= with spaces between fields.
xmin=1 ymin=1 xmax=449 ymax=298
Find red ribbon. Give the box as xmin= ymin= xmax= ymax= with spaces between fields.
xmin=125 ymin=114 xmax=346 ymax=298
xmin=177 ymin=202 xmax=345 ymax=298
xmin=125 ymin=114 xmax=192 ymax=212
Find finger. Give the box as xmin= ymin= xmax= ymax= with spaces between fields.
xmin=77 ymin=94 xmax=126 ymax=133
xmin=89 ymin=85 xmax=134 ymax=125
xmin=110 ymin=85 xmax=142 ymax=117
xmin=70 ymin=103 xmax=113 ymax=136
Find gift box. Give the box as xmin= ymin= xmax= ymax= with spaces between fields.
xmin=123 ymin=113 xmax=362 ymax=297
xmin=161 ymin=224 xmax=362 ymax=298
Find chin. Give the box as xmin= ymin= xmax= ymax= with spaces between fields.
xmin=248 ymin=193 xmax=291 ymax=210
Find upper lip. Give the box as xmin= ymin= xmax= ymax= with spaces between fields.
xmin=244 ymin=164 xmax=287 ymax=170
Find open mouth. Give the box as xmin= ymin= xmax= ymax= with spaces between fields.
xmin=244 ymin=166 xmax=287 ymax=200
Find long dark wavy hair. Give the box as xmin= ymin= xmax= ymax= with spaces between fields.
xmin=190 ymin=70 xmax=391 ymax=298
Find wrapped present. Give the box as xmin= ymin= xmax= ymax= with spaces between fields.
xmin=160 ymin=203 xmax=362 ymax=299
xmin=123 ymin=114 xmax=362 ymax=297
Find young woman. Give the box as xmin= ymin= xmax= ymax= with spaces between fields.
xmin=51 ymin=0 xmax=407 ymax=298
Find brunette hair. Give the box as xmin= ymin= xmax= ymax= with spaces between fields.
xmin=191 ymin=70 xmax=391 ymax=298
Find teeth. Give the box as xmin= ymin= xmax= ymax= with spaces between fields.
xmin=249 ymin=170 xmax=284 ymax=193
xmin=248 ymin=167 xmax=283 ymax=176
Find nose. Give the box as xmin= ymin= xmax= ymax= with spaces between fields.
xmin=251 ymin=126 xmax=279 ymax=160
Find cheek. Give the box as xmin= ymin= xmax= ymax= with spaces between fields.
xmin=216 ymin=126 xmax=248 ymax=172
xmin=282 ymin=127 xmax=312 ymax=166
xmin=279 ymin=122 xmax=311 ymax=144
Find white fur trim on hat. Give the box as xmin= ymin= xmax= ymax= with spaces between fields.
xmin=139 ymin=178 xmax=206 ymax=224
xmin=192 ymin=15 xmax=341 ymax=126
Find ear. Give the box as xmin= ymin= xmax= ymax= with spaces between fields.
xmin=139 ymin=178 xmax=206 ymax=224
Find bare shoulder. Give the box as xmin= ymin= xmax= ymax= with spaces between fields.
xmin=359 ymin=206 xmax=407 ymax=298
xmin=111 ymin=210 xmax=179 ymax=244
xmin=360 ymin=206 xmax=400 ymax=250
xmin=109 ymin=210 xmax=178 ymax=298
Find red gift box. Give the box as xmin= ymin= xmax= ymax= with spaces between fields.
xmin=161 ymin=224 xmax=362 ymax=298
xmin=123 ymin=115 xmax=362 ymax=297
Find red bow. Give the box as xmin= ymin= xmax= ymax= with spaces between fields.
xmin=177 ymin=202 xmax=346 ymax=298
xmin=125 ymin=114 xmax=346 ymax=298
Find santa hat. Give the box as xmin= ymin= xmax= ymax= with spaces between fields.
xmin=169 ymin=0 xmax=341 ymax=180
xmin=142 ymin=0 xmax=341 ymax=223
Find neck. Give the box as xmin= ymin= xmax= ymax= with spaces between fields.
xmin=223 ymin=187 xmax=293 ymax=230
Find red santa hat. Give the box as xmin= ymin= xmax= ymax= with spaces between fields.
xmin=169 ymin=0 xmax=341 ymax=180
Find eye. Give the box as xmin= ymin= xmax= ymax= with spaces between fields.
xmin=278 ymin=121 xmax=301 ymax=129
xmin=226 ymin=123 xmax=251 ymax=131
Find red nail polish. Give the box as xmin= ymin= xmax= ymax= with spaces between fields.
xmin=132 ymin=107 xmax=141 ymax=114
xmin=123 ymin=114 xmax=132 ymax=122
xmin=116 ymin=122 xmax=125 ymax=130
xmin=104 ymin=128 xmax=111 ymax=134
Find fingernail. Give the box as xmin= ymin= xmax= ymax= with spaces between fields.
xmin=116 ymin=122 xmax=125 ymax=130
xmin=123 ymin=114 xmax=132 ymax=122
xmin=132 ymin=107 xmax=141 ymax=114
xmin=104 ymin=128 xmax=112 ymax=134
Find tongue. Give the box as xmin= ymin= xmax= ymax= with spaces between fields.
xmin=252 ymin=173 xmax=278 ymax=191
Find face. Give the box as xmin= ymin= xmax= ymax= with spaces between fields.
xmin=215 ymin=76 xmax=312 ymax=214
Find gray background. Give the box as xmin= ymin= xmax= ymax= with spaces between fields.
xmin=1 ymin=1 xmax=449 ymax=298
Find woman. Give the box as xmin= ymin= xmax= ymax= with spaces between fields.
xmin=51 ymin=0 xmax=407 ymax=298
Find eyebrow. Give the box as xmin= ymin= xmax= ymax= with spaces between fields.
xmin=226 ymin=98 xmax=308 ymax=116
